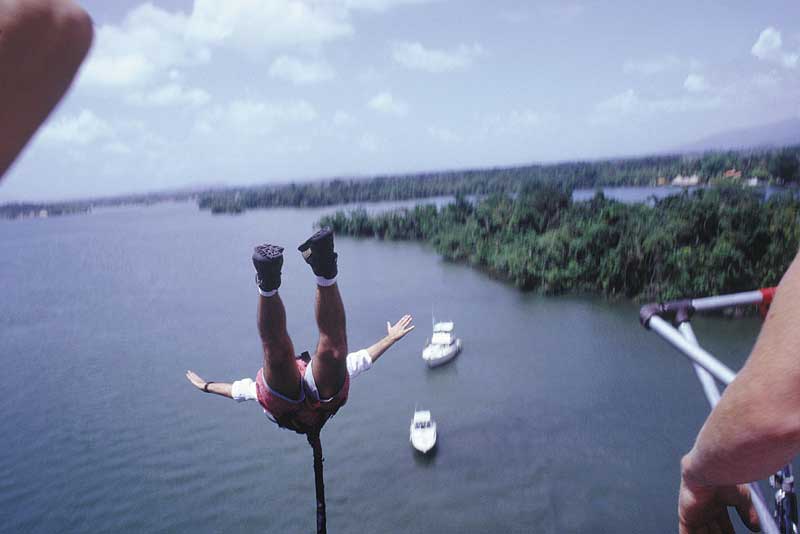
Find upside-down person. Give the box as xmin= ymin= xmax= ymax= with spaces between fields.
xmin=186 ymin=226 xmax=414 ymax=435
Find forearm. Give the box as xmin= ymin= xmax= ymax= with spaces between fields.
xmin=684 ymin=253 xmax=800 ymax=486
xmin=203 ymin=381 xmax=233 ymax=399
xmin=365 ymin=335 xmax=397 ymax=363
xmin=0 ymin=0 xmax=93 ymax=176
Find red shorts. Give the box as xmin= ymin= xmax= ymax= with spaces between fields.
xmin=255 ymin=360 xmax=350 ymax=434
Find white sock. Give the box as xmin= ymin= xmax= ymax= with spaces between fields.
xmin=258 ymin=288 xmax=278 ymax=297
xmin=316 ymin=276 xmax=337 ymax=287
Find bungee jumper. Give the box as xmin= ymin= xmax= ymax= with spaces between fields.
xmin=186 ymin=227 xmax=415 ymax=533
xmin=640 ymin=252 xmax=800 ymax=534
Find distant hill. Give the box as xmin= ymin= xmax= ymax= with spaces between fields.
xmin=678 ymin=117 xmax=800 ymax=152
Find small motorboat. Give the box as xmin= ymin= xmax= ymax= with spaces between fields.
xmin=410 ymin=410 xmax=437 ymax=454
xmin=422 ymin=321 xmax=462 ymax=368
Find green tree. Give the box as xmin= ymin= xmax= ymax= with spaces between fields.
xmin=769 ymin=150 xmax=800 ymax=183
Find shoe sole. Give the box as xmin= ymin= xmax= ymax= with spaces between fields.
xmin=298 ymin=227 xmax=333 ymax=254
xmin=253 ymin=244 xmax=284 ymax=262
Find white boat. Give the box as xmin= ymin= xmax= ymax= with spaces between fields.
xmin=422 ymin=321 xmax=462 ymax=367
xmin=409 ymin=410 xmax=437 ymax=454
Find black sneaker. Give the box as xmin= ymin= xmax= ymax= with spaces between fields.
xmin=252 ymin=244 xmax=284 ymax=292
xmin=298 ymin=227 xmax=337 ymax=280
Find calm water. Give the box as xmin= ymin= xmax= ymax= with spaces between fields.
xmin=573 ymin=184 xmax=794 ymax=204
xmin=572 ymin=186 xmax=698 ymax=203
xmin=0 ymin=202 xmax=768 ymax=533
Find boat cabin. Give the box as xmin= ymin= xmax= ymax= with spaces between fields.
xmin=433 ymin=322 xmax=454 ymax=333
xmin=430 ymin=322 xmax=455 ymax=346
xmin=412 ymin=410 xmax=432 ymax=427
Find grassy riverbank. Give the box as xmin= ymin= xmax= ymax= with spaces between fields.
xmin=319 ymin=186 xmax=800 ymax=301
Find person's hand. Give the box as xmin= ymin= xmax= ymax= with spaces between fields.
xmin=387 ymin=314 xmax=415 ymax=342
xmin=678 ymin=473 xmax=760 ymax=534
xmin=186 ymin=370 xmax=207 ymax=391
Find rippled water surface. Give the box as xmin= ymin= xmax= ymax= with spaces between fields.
xmin=0 ymin=202 xmax=767 ymax=533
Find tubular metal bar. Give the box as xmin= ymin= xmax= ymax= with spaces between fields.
xmin=691 ymin=289 xmax=770 ymax=312
xmin=640 ymin=288 xmax=777 ymax=327
xmin=648 ymin=316 xmax=737 ymax=384
xmin=676 ymin=323 xmax=780 ymax=534
xmin=678 ymin=323 xmax=721 ymax=406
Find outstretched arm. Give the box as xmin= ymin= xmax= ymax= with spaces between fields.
xmin=186 ymin=370 xmax=233 ymax=399
xmin=0 ymin=0 xmax=94 ymax=178
xmin=677 ymin=251 xmax=800 ymax=533
xmin=364 ymin=314 xmax=415 ymax=364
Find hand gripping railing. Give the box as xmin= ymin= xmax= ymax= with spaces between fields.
xmin=640 ymin=288 xmax=797 ymax=534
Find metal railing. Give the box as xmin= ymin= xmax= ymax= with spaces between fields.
xmin=640 ymin=288 xmax=796 ymax=534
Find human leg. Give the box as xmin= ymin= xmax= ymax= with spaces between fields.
xmin=312 ymin=283 xmax=348 ymax=399
xmin=298 ymin=228 xmax=348 ymax=399
xmin=253 ymin=244 xmax=301 ymax=399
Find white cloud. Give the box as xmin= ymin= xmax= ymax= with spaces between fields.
xmin=40 ymin=110 xmax=114 ymax=145
xmin=392 ymin=41 xmax=484 ymax=73
xmin=683 ymin=74 xmax=709 ymax=93
xmin=198 ymin=98 xmax=317 ymax=135
xmin=80 ymin=0 xmax=440 ymax=93
xmin=367 ymin=92 xmax=408 ymax=116
xmin=752 ymin=27 xmax=799 ymax=69
xmin=187 ymin=0 xmax=352 ymax=52
xmin=269 ymin=55 xmax=335 ymax=84
xmin=188 ymin=0 xmax=438 ymax=50
xmin=78 ymin=0 xmax=364 ymax=91
xmin=80 ymin=4 xmax=210 ymax=89
xmin=128 ymin=82 xmax=211 ymax=107
xmin=752 ymin=27 xmax=781 ymax=59
xmin=81 ymin=54 xmax=156 ymax=88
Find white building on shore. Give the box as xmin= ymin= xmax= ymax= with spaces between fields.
xmin=672 ymin=174 xmax=701 ymax=186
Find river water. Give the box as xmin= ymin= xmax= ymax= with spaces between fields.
xmin=0 ymin=201 xmax=768 ymax=533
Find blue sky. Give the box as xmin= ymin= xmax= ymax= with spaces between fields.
xmin=3 ymin=0 xmax=799 ymax=201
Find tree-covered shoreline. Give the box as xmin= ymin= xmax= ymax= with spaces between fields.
xmin=319 ymin=186 xmax=800 ymax=302
xmin=3 ymin=145 xmax=798 ymax=220
xmin=199 ymin=146 xmax=800 ymax=214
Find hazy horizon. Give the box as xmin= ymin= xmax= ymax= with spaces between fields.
xmin=2 ymin=0 xmax=798 ymax=202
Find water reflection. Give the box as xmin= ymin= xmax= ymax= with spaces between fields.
xmin=411 ymin=441 xmax=439 ymax=466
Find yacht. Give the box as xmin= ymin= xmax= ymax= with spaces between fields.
xmin=409 ymin=410 xmax=437 ymax=454
xmin=422 ymin=321 xmax=462 ymax=367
